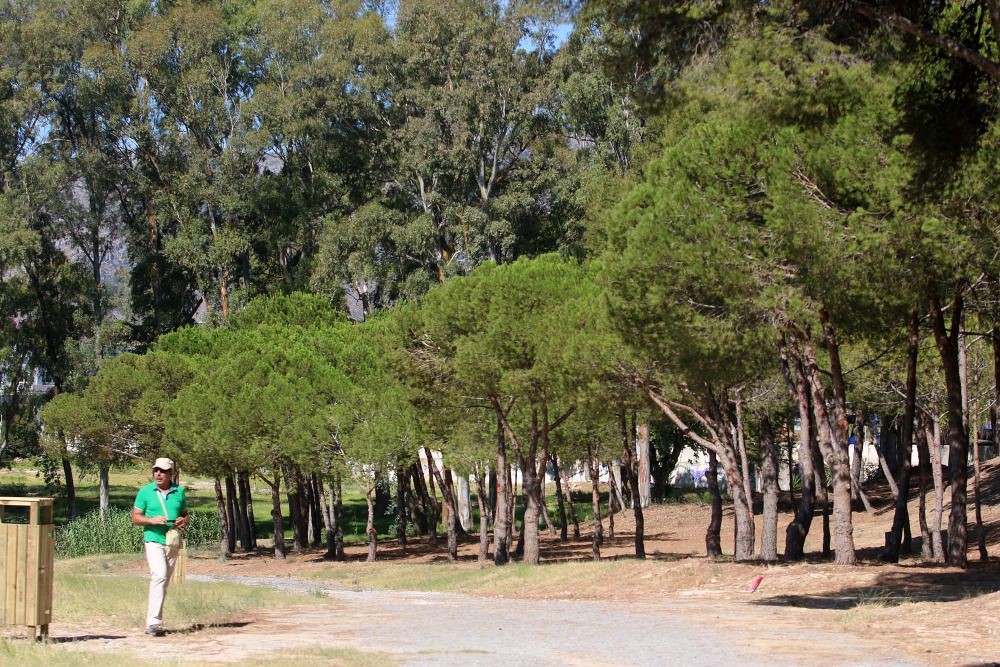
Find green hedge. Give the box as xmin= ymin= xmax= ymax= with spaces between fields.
xmin=55 ymin=507 xmax=220 ymax=558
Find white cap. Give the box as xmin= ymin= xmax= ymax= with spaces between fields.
xmin=153 ymin=457 xmax=174 ymax=471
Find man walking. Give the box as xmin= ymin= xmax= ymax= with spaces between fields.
xmin=132 ymin=457 xmax=189 ymax=636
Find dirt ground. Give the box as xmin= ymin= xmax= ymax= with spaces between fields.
xmin=7 ymin=461 xmax=1000 ymax=665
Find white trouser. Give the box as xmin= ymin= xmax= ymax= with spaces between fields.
xmin=144 ymin=541 xmax=177 ymax=628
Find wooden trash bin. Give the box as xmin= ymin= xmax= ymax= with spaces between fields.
xmin=0 ymin=497 xmax=54 ymax=641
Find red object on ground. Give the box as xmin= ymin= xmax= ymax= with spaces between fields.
xmin=744 ymin=575 xmax=764 ymax=592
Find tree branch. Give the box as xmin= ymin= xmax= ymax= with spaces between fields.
xmin=854 ymin=3 xmax=1000 ymax=81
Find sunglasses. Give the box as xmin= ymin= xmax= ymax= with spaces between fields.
xmin=152 ymin=467 xmax=169 ymax=474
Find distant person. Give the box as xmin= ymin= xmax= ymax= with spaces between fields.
xmin=131 ymin=457 xmax=189 ymax=637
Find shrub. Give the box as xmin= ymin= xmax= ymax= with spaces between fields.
xmin=56 ymin=507 xmax=220 ymax=558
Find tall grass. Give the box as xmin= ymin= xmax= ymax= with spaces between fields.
xmin=55 ymin=507 xmax=220 ymax=558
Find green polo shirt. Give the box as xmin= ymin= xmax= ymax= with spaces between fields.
xmin=134 ymin=482 xmax=187 ymax=545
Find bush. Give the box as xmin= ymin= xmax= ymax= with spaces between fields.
xmin=56 ymin=507 xmax=220 ymax=558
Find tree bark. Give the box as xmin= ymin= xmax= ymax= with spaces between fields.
xmin=884 ymin=312 xmax=919 ymax=562
xmin=705 ymin=449 xmax=723 ymax=558
xmin=407 ymin=462 xmax=427 ymax=536
xmin=423 ymin=448 xmax=440 ymax=546
xmin=428 ymin=457 xmax=459 ymax=561
xmin=620 ymin=409 xmax=646 ymax=559
xmin=851 ymin=415 xmax=874 ymax=512
xmin=929 ymin=293 xmax=969 ymax=567
xmin=870 ymin=416 xmax=900 ymax=499
xmin=637 ymin=421 xmax=652 ymax=507
xmin=493 ymin=416 xmax=510 ymax=565
xmin=214 ymin=477 xmax=231 ymax=558
xmin=318 ymin=476 xmax=335 ymax=560
xmin=734 ymin=390 xmax=755 ymax=532
xmin=556 ymin=454 xmax=580 ymax=539
xmin=364 ymin=487 xmax=377 ymax=562
xmin=266 ymin=472 xmax=286 ymax=559
xmin=238 ymin=471 xmax=256 ymax=550
xmin=62 ymin=457 xmax=77 ymax=521
xmin=98 ymin=463 xmax=110 ymax=519
xmin=551 ymin=453 xmax=568 ymax=541
xmin=917 ymin=415 xmax=932 ymax=560
xmin=928 ymin=407 xmax=947 ymax=563
xmin=396 ymin=465 xmax=408 ymax=549
xmin=334 ymin=472 xmax=345 ymax=560
xmin=225 ymin=475 xmax=240 ymax=554
xmin=758 ymin=413 xmax=779 ymax=562
xmin=587 ymin=444 xmax=602 ymax=560
xmin=310 ymin=474 xmax=324 ymax=547
xmin=475 ymin=467 xmax=490 ymax=562
xmin=781 ymin=338 xmax=816 ymax=560
xmin=799 ymin=318 xmax=856 ymax=565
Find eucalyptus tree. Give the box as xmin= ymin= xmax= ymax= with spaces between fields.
xmin=123 ymin=1 xmax=261 ymax=323
xmin=315 ymin=0 xmax=581 ymax=310
xmin=246 ymin=0 xmax=390 ymax=297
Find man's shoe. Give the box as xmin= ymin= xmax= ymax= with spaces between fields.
xmin=145 ymin=625 xmax=165 ymax=637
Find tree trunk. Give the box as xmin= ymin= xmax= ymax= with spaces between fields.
xmin=365 ymin=488 xmax=377 ymax=562
xmin=551 ymin=453 xmax=568 ymax=541
xmin=214 ymin=477 xmax=232 ymax=558
xmin=475 ymin=468 xmax=490 ymax=562
xmin=884 ymin=312 xmax=919 ymax=563
xmin=705 ymin=449 xmax=723 ymax=558
xmin=917 ymin=415 xmax=932 ymax=560
xmin=426 ymin=451 xmax=459 ymax=561
xmin=557 ymin=455 xmax=580 ymax=539
xmin=607 ymin=461 xmax=616 ymax=540
xmin=929 ymin=293 xmax=969 ymax=567
xmin=225 ymin=475 xmax=240 ymax=554
xmin=396 ymin=465 xmax=408 ymax=548
xmin=637 ymin=421 xmax=652 ymax=507
xmin=310 ymin=474 xmax=324 ymax=547
xmin=505 ymin=462 xmax=515 ymax=554
xmin=334 ymin=472 xmax=345 ymax=560
xmin=493 ymin=418 xmax=510 ymax=565
xmin=799 ymin=320 xmax=856 ymax=565
xmin=454 ymin=474 xmax=473 ymax=533
xmin=407 ymin=463 xmax=427 ymax=536
xmin=928 ymin=409 xmax=947 ymax=562
xmin=871 ymin=416 xmax=901 ymax=499
xmin=319 ymin=477 xmax=336 ymax=560
xmin=781 ymin=338 xmax=816 ymax=560
xmin=758 ymin=413 xmax=779 ymax=562
xmin=620 ymin=410 xmax=645 ymax=559
xmin=238 ymin=471 xmax=255 ymax=551
xmin=734 ymin=390 xmax=755 ymax=532
xmin=588 ymin=444 xmax=603 ymax=560
xmin=266 ymin=472 xmax=286 ymax=559
xmin=521 ymin=470 xmax=541 ymax=565
xmin=421 ymin=448 xmax=439 ymax=547
xmin=284 ymin=473 xmax=304 ymax=552
xmin=62 ymin=457 xmax=77 ymax=521
xmin=98 ymin=462 xmax=110 ymax=519
xmin=851 ymin=416 xmax=874 ymax=512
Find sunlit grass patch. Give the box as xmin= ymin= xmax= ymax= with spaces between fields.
xmin=306 ymin=559 xmax=629 ymax=596
xmin=0 ymin=640 xmax=177 ymax=667
xmin=53 ymin=569 xmax=338 ymax=631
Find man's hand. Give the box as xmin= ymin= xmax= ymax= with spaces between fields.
xmin=148 ymin=516 xmax=168 ymax=526
xmin=173 ymin=514 xmax=189 ymax=529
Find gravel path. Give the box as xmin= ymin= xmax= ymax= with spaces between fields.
xmin=189 ymin=574 xmax=922 ymax=667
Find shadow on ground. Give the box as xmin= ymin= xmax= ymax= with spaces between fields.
xmin=752 ymin=563 xmax=1000 ymax=610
